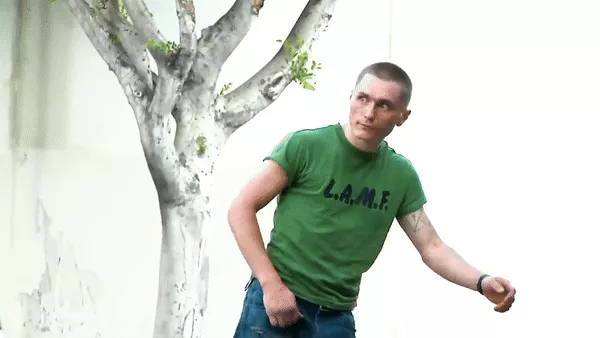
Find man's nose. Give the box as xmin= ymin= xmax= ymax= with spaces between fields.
xmin=363 ymin=104 xmax=376 ymax=120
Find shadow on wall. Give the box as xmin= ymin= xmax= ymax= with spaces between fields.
xmin=11 ymin=0 xmax=73 ymax=150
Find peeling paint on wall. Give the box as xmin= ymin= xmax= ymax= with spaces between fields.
xmin=19 ymin=200 xmax=103 ymax=338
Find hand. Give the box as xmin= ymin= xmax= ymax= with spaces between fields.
xmin=262 ymin=280 xmax=304 ymax=327
xmin=481 ymin=276 xmax=516 ymax=313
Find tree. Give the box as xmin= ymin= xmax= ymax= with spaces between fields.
xmin=47 ymin=0 xmax=337 ymax=337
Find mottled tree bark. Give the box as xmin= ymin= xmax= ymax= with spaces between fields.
xmin=62 ymin=0 xmax=337 ymax=337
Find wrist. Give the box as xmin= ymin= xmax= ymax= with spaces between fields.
xmin=257 ymin=272 xmax=283 ymax=289
xmin=477 ymin=274 xmax=491 ymax=294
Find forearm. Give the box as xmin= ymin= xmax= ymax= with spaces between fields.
xmin=228 ymin=205 xmax=282 ymax=287
xmin=422 ymin=243 xmax=482 ymax=291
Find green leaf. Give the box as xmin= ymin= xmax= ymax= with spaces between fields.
xmin=117 ymin=0 xmax=128 ymax=19
xmin=219 ymin=82 xmax=233 ymax=95
xmin=146 ymin=38 xmax=181 ymax=54
xmin=196 ymin=135 xmax=207 ymax=156
xmin=278 ymin=36 xmax=323 ymax=92
xmin=295 ymin=36 xmax=304 ymax=49
xmin=302 ymin=81 xmax=315 ymax=91
xmin=108 ymin=33 xmax=120 ymax=44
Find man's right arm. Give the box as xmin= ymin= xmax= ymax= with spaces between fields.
xmin=227 ymin=159 xmax=288 ymax=289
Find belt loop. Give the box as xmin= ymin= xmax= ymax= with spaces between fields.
xmin=319 ymin=305 xmax=331 ymax=312
xmin=244 ymin=276 xmax=254 ymax=291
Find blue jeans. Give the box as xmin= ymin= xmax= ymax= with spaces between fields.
xmin=233 ymin=278 xmax=356 ymax=337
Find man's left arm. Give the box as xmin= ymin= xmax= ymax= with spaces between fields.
xmin=397 ymin=208 xmax=516 ymax=312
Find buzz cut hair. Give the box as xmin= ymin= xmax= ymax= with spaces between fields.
xmin=354 ymin=62 xmax=413 ymax=107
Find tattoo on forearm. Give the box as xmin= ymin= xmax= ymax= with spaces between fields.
xmin=404 ymin=209 xmax=425 ymax=233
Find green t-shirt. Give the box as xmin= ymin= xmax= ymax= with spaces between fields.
xmin=264 ymin=123 xmax=427 ymax=310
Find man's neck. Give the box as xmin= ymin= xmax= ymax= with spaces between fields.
xmin=342 ymin=123 xmax=382 ymax=153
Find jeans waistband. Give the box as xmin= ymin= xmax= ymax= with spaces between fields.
xmin=244 ymin=276 xmax=347 ymax=313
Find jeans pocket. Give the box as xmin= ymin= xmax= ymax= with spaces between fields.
xmin=246 ymin=279 xmax=267 ymax=308
xmin=316 ymin=310 xmax=356 ymax=337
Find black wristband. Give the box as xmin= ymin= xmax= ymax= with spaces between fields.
xmin=477 ymin=274 xmax=491 ymax=295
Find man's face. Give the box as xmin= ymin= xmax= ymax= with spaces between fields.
xmin=349 ymin=74 xmax=411 ymax=143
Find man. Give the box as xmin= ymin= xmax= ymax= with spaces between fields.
xmin=228 ymin=62 xmax=516 ymax=337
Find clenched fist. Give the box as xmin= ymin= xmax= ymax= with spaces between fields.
xmin=481 ymin=276 xmax=516 ymax=313
xmin=262 ymin=280 xmax=304 ymax=327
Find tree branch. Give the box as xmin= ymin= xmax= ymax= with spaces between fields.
xmin=65 ymin=0 xmax=139 ymax=87
xmin=121 ymin=0 xmax=169 ymax=66
xmin=122 ymin=0 xmax=199 ymax=135
xmin=67 ymin=0 xmax=193 ymax=203
xmin=160 ymin=1 xmax=200 ymax=162
xmin=90 ymin=0 xmax=154 ymax=88
xmin=173 ymin=0 xmax=198 ymax=81
xmin=172 ymin=0 xmax=259 ymax=156
xmin=187 ymin=0 xmax=257 ymax=86
xmin=175 ymin=0 xmax=196 ymax=52
xmin=172 ymin=0 xmax=237 ymax=160
xmin=215 ymin=0 xmax=337 ymax=134
xmin=200 ymin=0 xmax=256 ymax=69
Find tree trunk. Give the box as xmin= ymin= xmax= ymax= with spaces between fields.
xmin=153 ymin=193 xmax=210 ymax=338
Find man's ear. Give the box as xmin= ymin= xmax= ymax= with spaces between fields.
xmin=396 ymin=109 xmax=411 ymax=126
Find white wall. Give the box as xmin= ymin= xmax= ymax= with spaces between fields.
xmin=365 ymin=0 xmax=600 ymax=337
xmin=2 ymin=0 xmax=599 ymax=337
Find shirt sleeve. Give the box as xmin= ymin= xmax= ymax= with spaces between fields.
xmin=263 ymin=132 xmax=306 ymax=186
xmin=396 ymin=160 xmax=428 ymax=217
